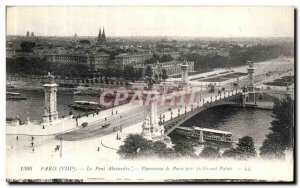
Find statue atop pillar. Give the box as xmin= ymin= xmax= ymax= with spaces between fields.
xmin=46 ymin=72 xmax=55 ymax=84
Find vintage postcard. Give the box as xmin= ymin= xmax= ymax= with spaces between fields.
xmin=6 ymin=6 xmax=295 ymax=183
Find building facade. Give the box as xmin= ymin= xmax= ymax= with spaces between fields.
xmin=87 ymin=53 xmax=110 ymax=71
xmin=134 ymin=61 xmax=194 ymax=77
xmin=45 ymin=53 xmax=110 ymax=72
xmin=46 ymin=54 xmax=88 ymax=64
xmin=114 ymin=53 xmax=153 ymax=69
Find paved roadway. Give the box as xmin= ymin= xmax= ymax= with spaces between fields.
xmin=56 ymin=101 xmax=181 ymax=141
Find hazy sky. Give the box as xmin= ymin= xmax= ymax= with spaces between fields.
xmin=6 ymin=6 xmax=294 ymax=38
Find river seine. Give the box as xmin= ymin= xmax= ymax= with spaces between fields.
xmin=179 ymin=105 xmax=273 ymax=146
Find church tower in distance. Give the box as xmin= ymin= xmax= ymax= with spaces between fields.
xmin=97 ymin=27 xmax=106 ymax=45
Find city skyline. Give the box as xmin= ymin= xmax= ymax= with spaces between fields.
xmin=7 ymin=6 xmax=294 ymax=38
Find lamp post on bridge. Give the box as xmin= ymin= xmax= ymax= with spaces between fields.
xmin=119 ymin=115 xmax=122 ymax=133
xmin=159 ymin=114 xmax=162 ymax=125
xmin=60 ymin=137 xmax=63 ymax=158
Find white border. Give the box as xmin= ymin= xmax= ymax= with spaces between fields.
xmin=0 ymin=1 xmax=298 ymax=188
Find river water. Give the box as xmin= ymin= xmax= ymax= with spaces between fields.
xmin=177 ymin=105 xmax=273 ymax=146
xmin=6 ymin=89 xmax=273 ymax=146
xmin=6 ymin=89 xmax=99 ymax=120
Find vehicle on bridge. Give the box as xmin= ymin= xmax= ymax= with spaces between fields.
xmin=208 ymin=84 xmax=215 ymax=93
xmin=81 ymin=122 xmax=88 ymax=128
xmin=175 ymin=126 xmax=234 ymax=143
xmin=102 ymin=123 xmax=110 ymax=128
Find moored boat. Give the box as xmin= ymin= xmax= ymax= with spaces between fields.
xmin=58 ymin=89 xmax=81 ymax=95
xmin=175 ymin=126 xmax=235 ymax=143
xmin=69 ymin=101 xmax=102 ymax=111
xmin=6 ymin=92 xmax=26 ymax=100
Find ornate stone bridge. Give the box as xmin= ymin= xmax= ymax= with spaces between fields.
xmin=162 ymin=92 xmax=242 ymax=135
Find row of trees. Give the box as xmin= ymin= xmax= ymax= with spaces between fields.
xmin=182 ymin=44 xmax=294 ymax=72
xmin=144 ymin=54 xmax=174 ymax=65
xmin=7 ymin=57 xmax=92 ymax=78
xmin=260 ymin=97 xmax=294 ymax=158
xmin=7 ymin=57 xmax=170 ymax=84
xmin=99 ymin=66 xmax=143 ymax=81
xmin=6 ymin=57 xmax=145 ymax=81
xmin=117 ymin=134 xmax=257 ymax=160
xmin=118 ymin=97 xmax=294 ymax=160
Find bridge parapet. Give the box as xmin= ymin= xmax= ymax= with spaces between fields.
xmin=163 ymin=92 xmax=242 ymax=135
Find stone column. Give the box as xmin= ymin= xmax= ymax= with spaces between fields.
xmin=43 ymin=73 xmax=59 ymax=123
xmin=247 ymin=61 xmax=256 ymax=104
xmin=199 ymin=129 xmax=204 ymax=143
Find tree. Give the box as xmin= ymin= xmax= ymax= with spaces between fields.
xmin=160 ymin=54 xmax=174 ymax=62
xmin=144 ymin=54 xmax=160 ymax=65
xmin=20 ymin=41 xmax=36 ymax=52
xmin=123 ymin=66 xmax=134 ymax=81
xmin=117 ymin=134 xmax=153 ymax=159
xmin=145 ymin=77 xmax=155 ymax=90
xmin=151 ymin=141 xmax=169 ymax=158
xmin=134 ymin=69 xmax=143 ymax=80
xmin=145 ymin=65 xmax=153 ymax=78
xmin=173 ymin=141 xmax=196 ymax=157
xmin=236 ymin=136 xmax=257 ymax=158
xmin=222 ymin=136 xmax=256 ymax=159
xmin=114 ymin=68 xmax=123 ymax=78
xmin=79 ymin=40 xmax=91 ymax=45
xmin=161 ymin=68 xmax=168 ymax=83
xmin=260 ymin=97 xmax=294 ymax=158
xmin=159 ymin=73 xmax=162 ymax=80
xmin=222 ymin=148 xmax=241 ymax=159
xmin=199 ymin=146 xmax=220 ymax=159
xmin=154 ymin=73 xmax=158 ymax=81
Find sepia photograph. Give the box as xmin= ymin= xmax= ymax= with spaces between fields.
xmin=5 ymin=6 xmax=295 ymax=183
